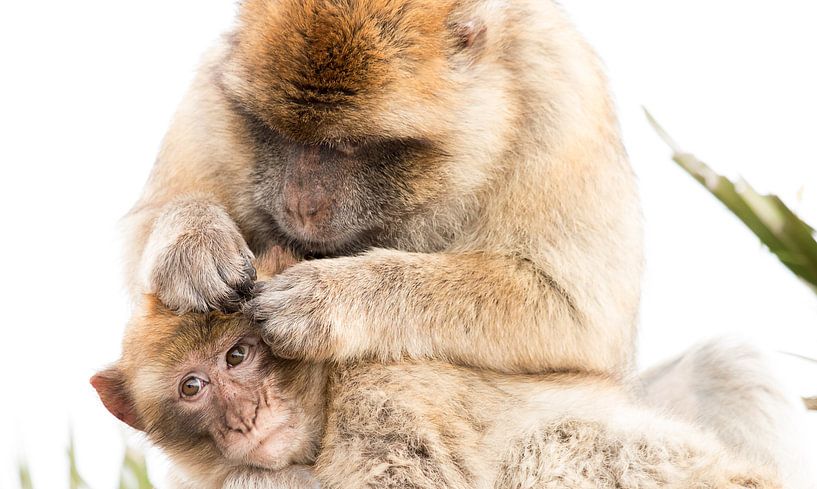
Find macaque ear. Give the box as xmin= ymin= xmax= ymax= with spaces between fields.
xmin=90 ymin=367 xmax=145 ymax=432
xmin=449 ymin=1 xmax=508 ymax=59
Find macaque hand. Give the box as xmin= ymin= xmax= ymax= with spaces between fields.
xmin=140 ymin=199 xmax=256 ymax=313
xmin=223 ymin=465 xmax=320 ymax=489
xmin=244 ymin=258 xmax=347 ymax=362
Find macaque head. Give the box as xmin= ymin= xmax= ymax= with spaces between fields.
xmin=221 ymin=0 xmax=515 ymax=254
xmin=91 ymin=251 xmax=326 ymax=479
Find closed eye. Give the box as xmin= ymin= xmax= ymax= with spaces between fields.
xmin=369 ymin=137 xmax=435 ymax=163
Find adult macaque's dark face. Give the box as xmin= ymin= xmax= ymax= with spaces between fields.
xmin=91 ymin=300 xmax=325 ymax=474
xmin=243 ymin=121 xmax=440 ymax=255
xmin=219 ymin=0 xmax=479 ymax=256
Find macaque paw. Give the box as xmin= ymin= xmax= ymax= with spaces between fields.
xmin=223 ymin=465 xmax=320 ymax=489
xmin=141 ymin=200 xmax=256 ymax=313
xmin=244 ymin=260 xmax=337 ymax=361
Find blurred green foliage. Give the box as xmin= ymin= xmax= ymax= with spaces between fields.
xmin=17 ymin=432 xmax=154 ymax=489
xmin=118 ymin=448 xmax=154 ymax=489
xmin=18 ymin=460 xmax=33 ymax=489
xmin=647 ymin=110 xmax=817 ymax=296
xmin=68 ymin=429 xmax=89 ymax=489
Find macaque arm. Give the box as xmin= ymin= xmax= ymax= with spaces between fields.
xmin=250 ymin=248 xmax=630 ymax=375
xmin=122 ymin=46 xmax=260 ymax=310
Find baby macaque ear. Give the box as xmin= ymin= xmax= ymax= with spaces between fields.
xmin=90 ymin=367 xmax=144 ymax=432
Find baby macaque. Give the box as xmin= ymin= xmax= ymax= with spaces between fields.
xmin=92 ymin=253 xmax=783 ymax=489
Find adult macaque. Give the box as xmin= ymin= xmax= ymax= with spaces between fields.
xmin=92 ymin=254 xmax=792 ymax=489
xmin=124 ymin=0 xmax=643 ymax=376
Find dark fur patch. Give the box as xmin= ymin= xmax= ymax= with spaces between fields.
xmin=233 ymin=98 xmax=446 ymax=256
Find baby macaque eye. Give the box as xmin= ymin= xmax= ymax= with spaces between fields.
xmin=180 ymin=376 xmax=205 ymax=398
xmin=226 ymin=345 xmax=248 ymax=367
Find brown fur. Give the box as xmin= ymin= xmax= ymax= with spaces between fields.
xmin=123 ymin=0 xmax=643 ymax=377
xmin=224 ymin=0 xmax=455 ymax=141
xmin=319 ymin=364 xmax=781 ymax=489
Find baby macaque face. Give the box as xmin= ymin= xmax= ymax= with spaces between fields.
xmin=152 ymin=315 xmax=301 ymax=468
xmin=92 ymin=298 xmax=326 ymax=476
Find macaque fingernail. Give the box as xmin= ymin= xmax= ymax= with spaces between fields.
xmin=218 ymin=291 xmax=243 ymax=313
xmin=236 ymin=279 xmax=255 ymax=300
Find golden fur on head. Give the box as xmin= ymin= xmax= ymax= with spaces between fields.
xmin=221 ymin=0 xmax=507 ymax=144
xmin=253 ymin=245 xmax=301 ymax=280
xmin=121 ymin=298 xmax=245 ymax=372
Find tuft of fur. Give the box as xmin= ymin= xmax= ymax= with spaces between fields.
xmin=495 ymin=418 xmax=776 ymax=489
xmin=222 ymin=465 xmax=321 ymax=489
xmin=642 ymin=338 xmax=815 ymax=489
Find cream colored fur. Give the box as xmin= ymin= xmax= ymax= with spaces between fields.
xmin=642 ymin=339 xmax=814 ymax=489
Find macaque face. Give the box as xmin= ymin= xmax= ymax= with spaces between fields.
xmin=92 ymin=302 xmax=326 ymax=475
xmin=241 ymin=121 xmax=443 ymax=255
xmin=220 ymin=0 xmax=504 ymax=255
xmin=157 ymin=326 xmax=301 ymax=468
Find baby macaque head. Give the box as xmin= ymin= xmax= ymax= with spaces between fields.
xmin=91 ymin=249 xmax=326 ymax=480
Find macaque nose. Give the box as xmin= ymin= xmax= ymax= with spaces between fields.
xmin=225 ymin=406 xmax=254 ymax=434
xmin=283 ymin=187 xmax=331 ymax=229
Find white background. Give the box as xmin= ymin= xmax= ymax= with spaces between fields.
xmin=0 ymin=1 xmax=815 ymax=488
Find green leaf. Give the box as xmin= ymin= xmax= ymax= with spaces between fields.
xmin=646 ymin=109 xmax=817 ymax=296
xmin=18 ymin=458 xmax=34 ymax=489
xmin=68 ymin=429 xmax=89 ymax=489
xmin=68 ymin=429 xmax=88 ymax=489
xmin=118 ymin=447 xmax=154 ymax=489
xmin=17 ymin=433 xmax=154 ymax=489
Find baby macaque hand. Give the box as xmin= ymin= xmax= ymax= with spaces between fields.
xmin=223 ymin=465 xmax=320 ymax=489
xmin=140 ymin=199 xmax=256 ymax=313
